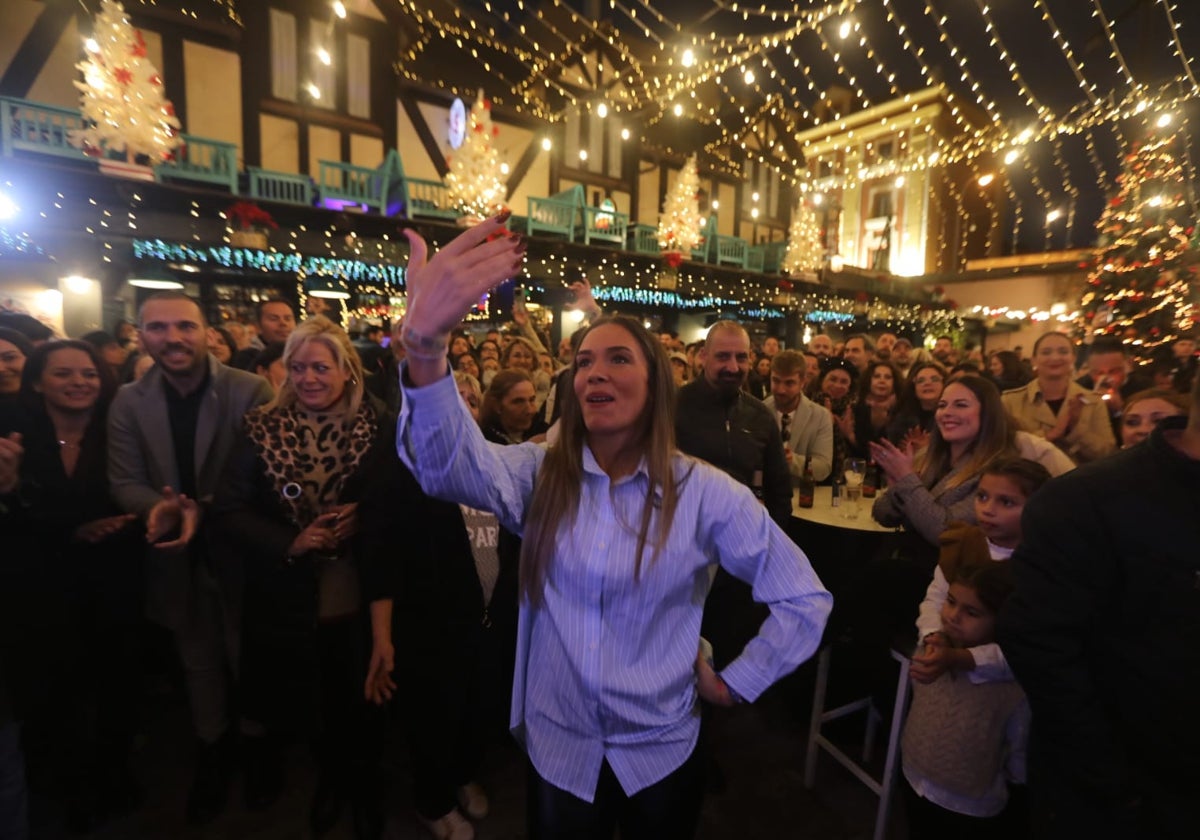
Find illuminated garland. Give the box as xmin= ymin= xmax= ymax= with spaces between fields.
xmin=131 ymin=238 xmax=406 ymax=285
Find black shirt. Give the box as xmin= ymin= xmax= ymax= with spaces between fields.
xmin=163 ymin=366 xmax=211 ymax=499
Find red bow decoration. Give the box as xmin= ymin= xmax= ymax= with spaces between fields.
xmin=663 ymin=251 xmax=684 ymax=269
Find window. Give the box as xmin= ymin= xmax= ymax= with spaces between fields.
xmin=308 ymin=19 xmax=334 ymax=109
xmin=270 ymin=9 xmax=297 ymax=101
xmin=870 ymin=190 xmax=894 ymax=219
xmin=346 ymin=33 xmax=370 ymax=118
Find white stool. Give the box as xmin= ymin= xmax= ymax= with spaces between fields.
xmin=803 ymin=645 xmax=912 ymax=840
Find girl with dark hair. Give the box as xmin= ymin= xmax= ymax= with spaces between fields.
xmin=394 ymin=218 xmax=831 ymax=839
xmin=839 ymin=359 xmax=902 ymax=459
xmin=0 ymin=328 xmax=34 ymax=434
xmin=1 ymin=340 xmax=142 ymax=831
xmin=987 ymin=350 xmax=1027 ymax=391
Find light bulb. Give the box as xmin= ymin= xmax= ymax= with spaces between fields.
xmin=317 ymin=47 xmax=331 ymax=66
xmin=333 ymin=1 xmax=347 ymax=19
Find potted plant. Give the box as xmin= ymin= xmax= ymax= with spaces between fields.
xmin=225 ymin=201 xmax=278 ymax=250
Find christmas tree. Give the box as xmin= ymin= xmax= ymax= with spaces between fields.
xmin=657 ymin=154 xmax=702 ymax=254
xmin=1078 ymin=118 xmax=1200 ymax=351
xmin=71 ymin=0 xmax=181 ymax=161
xmin=782 ymin=197 xmax=823 ymax=275
xmin=444 ymin=90 xmax=507 ymax=220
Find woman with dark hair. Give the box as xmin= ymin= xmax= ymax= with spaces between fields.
xmin=887 ymin=361 xmax=947 ymax=449
xmin=479 ymin=369 xmax=546 ymax=445
xmin=839 ymin=359 xmax=902 ymax=459
xmin=987 ymin=350 xmax=1027 ymax=391
xmin=0 ymin=340 xmax=142 ymax=831
xmin=453 ymin=351 xmax=481 ymax=382
xmin=394 ymin=218 xmax=831 ymax=838
xmin=206 ymin=326 xmax=236 ymax=366
xmin=0 ymin=327 xmax=34 ymax=434
xmin=810 ymin=358 xmax=859 ymax=474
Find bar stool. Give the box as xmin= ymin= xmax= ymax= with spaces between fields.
xmin=803 ymin=644 xmax=912 ymax=840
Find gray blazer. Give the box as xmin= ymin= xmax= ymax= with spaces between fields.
xmin=108 ymin=354 xmax=272 ymax=628
xmin=763 ymin=394 xmax=834 ymax=483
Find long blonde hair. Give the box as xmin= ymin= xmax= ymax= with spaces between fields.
xmin=268 ymin=315 xmax=365 ymax=421
xmin=519 ymin=316 xmax=682 ymax=606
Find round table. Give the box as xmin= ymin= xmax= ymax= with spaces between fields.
xmin=792 ymin=486 xmax=901 ymax=533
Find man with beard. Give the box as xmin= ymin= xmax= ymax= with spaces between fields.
xmin=675 ymin=321 xmax=792 ymax=676
xmin=807 ymin=333 xmax=833 ymax=360
xmin=108 ymin=293 xmax=271 ymax=824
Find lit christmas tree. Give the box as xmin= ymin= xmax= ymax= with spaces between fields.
xmin=444 ymin=90 xmax=508 ymax=220
xmin=657 ymin=154 xmax=702 ymax=256
xmin=782 ymin=197 xmax=824 ymax=275
xmin=1078 ymin=118 xmax=1200 ymax=351
xmin=71 ymin=0 xmax=181 ymax=161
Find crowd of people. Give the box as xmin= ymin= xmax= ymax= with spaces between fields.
xmin=0 ymin=219 xmax=1197 ymax=840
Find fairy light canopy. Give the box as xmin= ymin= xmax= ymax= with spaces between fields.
xmin=391 ymin=0 xmax=1200 ymax=252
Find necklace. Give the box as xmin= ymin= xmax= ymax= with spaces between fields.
xmin=58 ymin=439 xmax=82 ymax=449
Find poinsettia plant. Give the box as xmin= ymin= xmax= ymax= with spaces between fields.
xmin=225 ymin=201 xmax=278 ymax=231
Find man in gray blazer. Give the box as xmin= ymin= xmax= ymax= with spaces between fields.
xmin=762 ymin=350 xmax=834 ymax=483
xmin=108 ymin=292 xmax=271 ymax=823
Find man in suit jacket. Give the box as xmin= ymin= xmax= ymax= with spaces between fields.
xmin=108 ymin=292 xmax=271 ymax=824
xmin=762 ymin=350 xmax=834 ymax=483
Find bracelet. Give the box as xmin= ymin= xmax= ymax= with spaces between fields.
xmin=401 ymin=325 xmax=449 ymax=361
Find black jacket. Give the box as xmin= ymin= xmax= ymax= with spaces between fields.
xmin=998 ymin=416 xmax=1200 ymax=835
xmin=674 ymin=377 xmax=792 ymax=527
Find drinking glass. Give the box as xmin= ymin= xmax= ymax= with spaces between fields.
xmin=843 ymin=459 xmax=865 ymax=519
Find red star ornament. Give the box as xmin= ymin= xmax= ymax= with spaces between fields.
xmin=131 ymin=31 xmax=147 ymax=58
xmin=114 ymin=67 xmax=133 ymax=85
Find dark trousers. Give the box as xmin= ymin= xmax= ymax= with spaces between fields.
xmin=313 ymin=617 xmax=383 ymax=792
xmin=527 ymin=747 xmax=705 ymax=840
xmin=903 ymin=780 xmax=1019 ymax=840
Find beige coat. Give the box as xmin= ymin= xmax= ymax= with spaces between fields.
xmin=1001 ymin=379 xmax=1116 ymax=465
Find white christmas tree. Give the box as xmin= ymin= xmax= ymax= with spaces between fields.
xmin=657 ymin=154 xmax=702 ymax=254
xmin=71 ymin=0 xmax=181 ymax=161
xmin=782 ymin=197 xmax=824 ymax=275
xmin=444 ymin=90 xmax=508 ymax=220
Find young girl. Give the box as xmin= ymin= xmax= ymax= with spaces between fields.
xmin=911 ymin=457 xmax=1051 ymax=685
xmin=901 ymin=562 xmax=1030 ymax=837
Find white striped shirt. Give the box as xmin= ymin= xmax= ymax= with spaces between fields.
xmin=397 ymin=370 xmax=832 ymax=801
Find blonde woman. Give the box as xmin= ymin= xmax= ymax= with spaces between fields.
xmin=211 ymin=316 xmax=394 ymax=837
xmin=394 ymin=217 xmax=830 ymax=838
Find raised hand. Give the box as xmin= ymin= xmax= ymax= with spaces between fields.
xmin=565 ymin=275 xmax=602 ymax=321
xmin=868 ymin=437 xmax=916 ymax=483
xmin=401 ymin=213 xmax=525 ymax=380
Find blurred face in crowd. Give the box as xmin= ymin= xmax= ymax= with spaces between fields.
xmin=456 ymin=354 xmax=480 ymax=380
xmin=558 ymin=337 xmax=575 ymax=366
xmin=701 ymin=326 xmax=751 ymax=397
xmin=479 ymin=340 xmax=501 ymax=363
xmin=941 ymin=583 xmax=996 ymax=648
xmin=820 ymin=369 xmax=853 ymax=401
xmin=770 ymin=368 xmax=805 ymax=414
xmin=450 ymin=335 xmax=471 ymax=357
xmin=132 ymin=354 xmax=156 ymax=381
xmin=207 ymin=328 xmax=233 ymax=364
xmin=1175 ymin=337 xmax=1196 ymax=362
xmin=258 ymin=301 xmax=296 ymax=345
xmin=1033 ymin=333 xmax=1075 ymax=380
xmin=803 ymin=353 xmax=820 ymax=387
xmin=762 ymin=336 xmax=780 ymax=358
xmin=539 ymin=353 xmax=556 ymax=375
xmin=933 ymin=337 xmax=954 ymax=361
xmin=876 ymin=333 xmax=897 ymax=355
xmin=755 ymin=357 xmax=772 ymax=379
xmin=0 ymin=339 xmax=27 ymax=395
xmin=670 ymin=357 xmax=688 ymax=387
xmin=1121 ymin=397 xmax=1185 ymax=448
xmin=35 ymin=347 xmax=101 ymax=414
xmin=912 ymin=365 xmax=945 ymax=407
xmin=498 ymin=380 xmax=538 ymax=436
xmin=892 ymin=340 xmax=914 ymax=368
xmin=505 ymin=341 xmax=536 ymax=372
xmin=289 ymin=340 xmax=349 ymax=413
xmin=935 ymin=382 xmax=982 ymax=454
xmin=1087 ymin=351 xmax=1127 ymax=390
xmin=140 ymin=298 xmax=208 ymax=379
xmin=575 ymin=323 xmax=651 ymax=446
xmin=868 ymin=364 xmax=896 ymax=399
xmin=988 ymin=354 xmax=1005 ymax=379
xmin=457 ymin=380 xmax=480 ymax=422
xmin=973 ymin=473 xmax=1027 ymax=549
xmin=808 ymin=334 xmax=832 ymax=358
